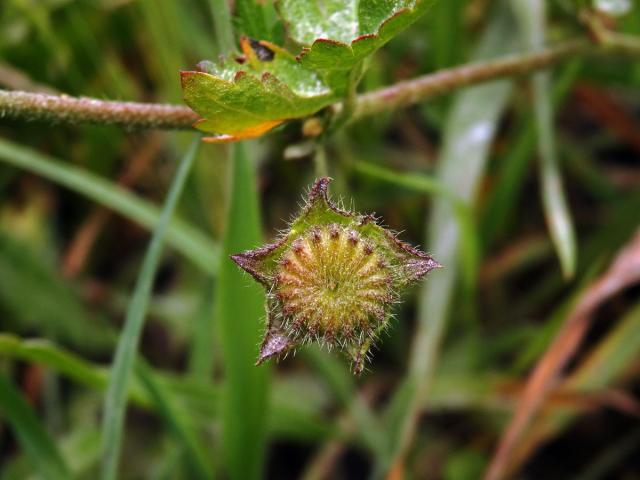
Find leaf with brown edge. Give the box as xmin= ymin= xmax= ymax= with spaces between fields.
xmin=278 ymin=0 xmax=435 ymax=94
xmin=181 ymin=37 xmax=335 ymax=142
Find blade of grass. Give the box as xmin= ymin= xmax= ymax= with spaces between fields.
xmin=136 ymin=1 xmax=186 ymax=100
xmin=0 ymin=137 xmax=218 ymax=274
xmin=215 ymin=143 xmax=270 ymax=480
xmin=426 ymin=0 xmax=466 ymax=70
xmin=482 ymin=60 xmax=582 ymax=246
xmin=0 ymin=333 xmax=338 ymax=443
xmin=568 ymin=301 xmax=640 ymax=392
xmin=208 ymin=0 xmax=234 ymax=53
xmin=187 ymin=280 xmax=217 ymax=380
xmin=0 ymin=374 xmax=71 ymax=480
xmin=512 ymin=0 xmax=577 ymax=279
xmin=100 ymin=136 xmax=201 ymax=480
xmin=504 ymin=300 xmax=640 ymax=477
xmin=380 ymin=6 xmax=519 ymax=474
xmin=0 ymin=341 xmax=212 ymax=476
xmin=135 ymin=361 xmax=213 ymax=479
xmin=303 ymin=347 xmax=386 ymax=455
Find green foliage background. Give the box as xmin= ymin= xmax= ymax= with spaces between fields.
xmin=1 ymin=1 xmax=640 ymax=479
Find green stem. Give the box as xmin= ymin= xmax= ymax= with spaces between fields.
xmin=100 ymin=136 xmax=200 ymax=480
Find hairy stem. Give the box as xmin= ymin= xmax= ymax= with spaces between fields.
xmin=352 ymin=39 xmax=589 ymax=118
xmin=0 ymin=90 xmax=199 ymax=130
xmin=1 ymin=36 xmax=638 ymax=130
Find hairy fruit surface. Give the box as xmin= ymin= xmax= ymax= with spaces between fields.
xmin=231 ymin=177 xmax=440 ymax=374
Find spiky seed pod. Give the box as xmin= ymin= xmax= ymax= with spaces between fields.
xmin=231 ymin=177 xmax=441 ymax=374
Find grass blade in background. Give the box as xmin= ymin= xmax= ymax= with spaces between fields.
xmin=135 ymin=361 xmax=213 ymax=479
xmin=380 ymin=6 xmax=519 ymax=473
xmin=485 ymin=229 xmax=640 ymax=479
xmin=0 ymin=231 xmax=116 ymax=352
xmin=481 ymin=60 xmax=582 ymax=246
xmin=569 ymin=302 xmax=640 ymax=390
xmin=0 ymin=375 xmax=71 ymax=480
xmin=100 ymin=136 xmax=201 ymax=480
xmin=187 ymin=281 xmax=217 ymax=380
xmin=0 ymin=333 xmax=339 ymax=445
xmin=426 ymin=0 xmax=466 ymax=70
xmin=0 ymin=138 xmax=218 ymax=274
xmin=215 ymin=143 xmax=270 ymax=480
xmin=208 ymin=0 xmax=234 ymax=54
xmin=501 ymin=299 xmax=640 ymax=477
xmin=303 ymin=347 xmax=386 ymax=456
xmin=512 ymin=0 xmax=577 ymax=279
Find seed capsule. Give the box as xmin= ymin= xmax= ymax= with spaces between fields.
xmin=230 ymin=177 xmax=441 ymax=374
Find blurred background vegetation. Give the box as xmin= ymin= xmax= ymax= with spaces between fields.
xmin=1 ymin=0 xmax=640 ymax=479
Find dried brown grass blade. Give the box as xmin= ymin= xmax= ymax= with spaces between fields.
xmin=484 ymin=228 xmax=640 ymax=480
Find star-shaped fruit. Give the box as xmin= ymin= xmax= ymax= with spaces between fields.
xmin=231 ymin=178 xmax=441 ymax=374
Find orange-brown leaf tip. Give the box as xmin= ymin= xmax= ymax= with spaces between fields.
xmin=201 ymin=120 xmax=285 ymax=143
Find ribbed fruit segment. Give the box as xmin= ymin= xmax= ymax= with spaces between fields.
xmin=230 ymin=177 xmax=441 ymax=373
xmin=274 ymin=224 xmax=393 ymax=343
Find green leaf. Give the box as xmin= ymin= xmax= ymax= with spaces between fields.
xmin=0 ymin=375 xmax=71 ymax=480
xmin=278 ymin=0 xmax=434 ymax=93
xmin=101 ymin=137 xmax=201 ymax=480
xmin=183 ymin=1 xmax=434 ymax=139
xmin=181 ymin=38 xmax=334 ymax=141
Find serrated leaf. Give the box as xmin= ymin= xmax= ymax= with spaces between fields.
xmin=182 ymin=2 xmax=433 ymax=140
xmin=278 ymin=0 xmax=434 ymax=93
xmin=181 ymin=38 xmax=334 ymax=142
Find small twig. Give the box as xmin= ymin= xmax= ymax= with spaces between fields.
xmin=1 ymin=36 xmax=639 ymax=131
